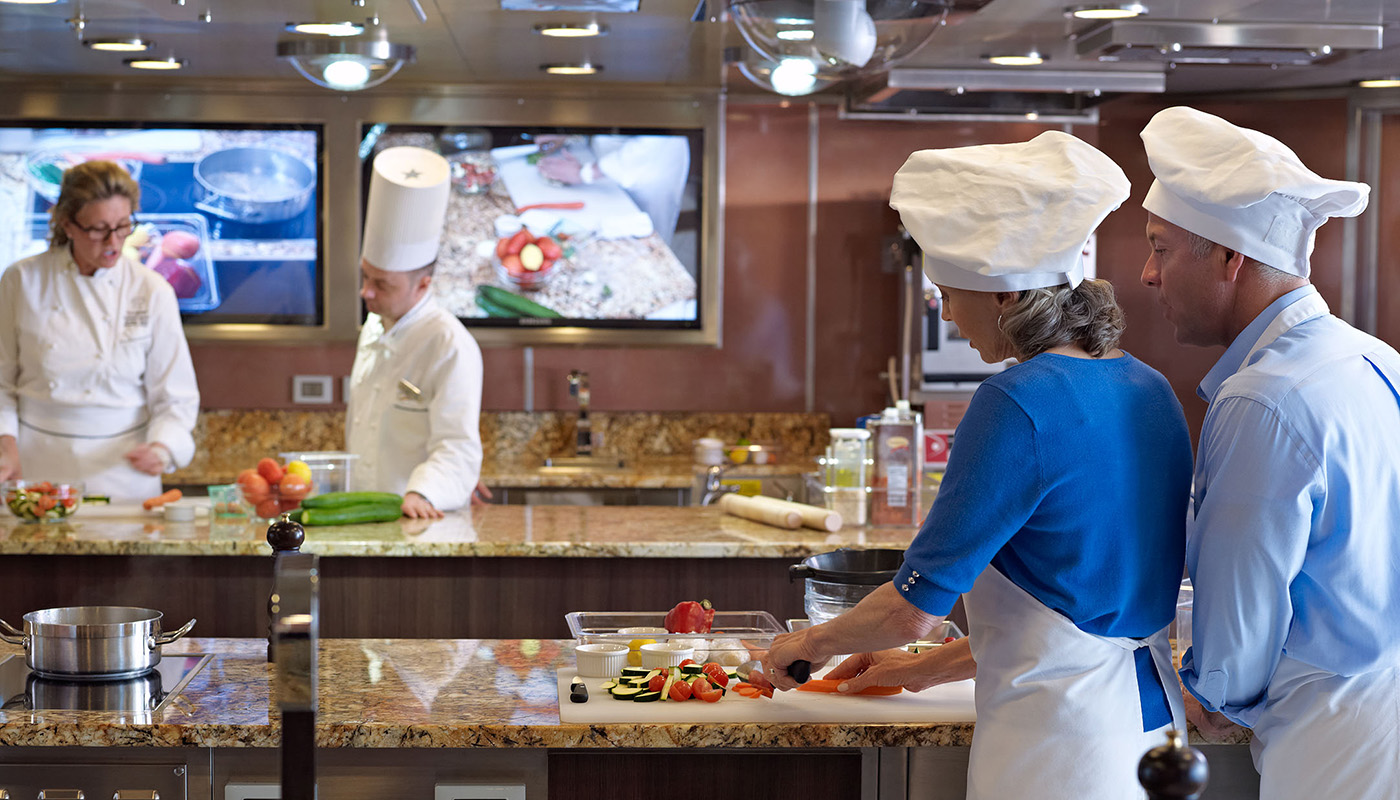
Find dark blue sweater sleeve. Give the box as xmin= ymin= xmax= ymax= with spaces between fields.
xmin=893 ymin=383 xmax=1044 ymax=616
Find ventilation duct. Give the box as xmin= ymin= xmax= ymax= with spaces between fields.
xmin=1074 ymin=19 xmax=1382 ymax=66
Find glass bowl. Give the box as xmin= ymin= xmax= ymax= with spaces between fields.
xmin=491 ymin=249 xmax=561 ymax=293
xmin=3 ymin=479 xmax=84 ymax=523
xmin=25 ymin=150 xmax=144 ymax=204
xmin=446 ymin=151 xmax=498 ymax=195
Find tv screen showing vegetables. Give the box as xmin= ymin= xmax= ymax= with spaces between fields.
xmin=360 ymin=123 xmax=704 ymax=329
xmin=0 ymin=121 xmax=324 ymax=325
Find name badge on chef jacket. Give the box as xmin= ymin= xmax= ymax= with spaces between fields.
xmin=395 ymin=378 xmax=429 ymax=411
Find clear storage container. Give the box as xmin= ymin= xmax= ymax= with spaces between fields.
xmin=277 ymin=451 xmax=359 ymax=496
xmin=823 ymin=427 xmax=870 ymax=525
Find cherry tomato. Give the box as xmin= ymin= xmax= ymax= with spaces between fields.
xmin=648 ymin=674 xmax=667 ymax=693
xmin=279 ymin=473 xmax=310 ymax=501
xmin=678 ymin=658 xmax=697 ymax=668
xmin=668 ymin=679 xmax=693 ymax=702
xmin=701 ymin=662 xmax=729 ymax=688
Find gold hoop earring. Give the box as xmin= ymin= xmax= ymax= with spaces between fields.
xmin=996 ymin=314 xmax=1004 ymax=332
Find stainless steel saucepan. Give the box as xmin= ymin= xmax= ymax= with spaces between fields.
xmin=0 ymin=606 xmax=195 ymax=680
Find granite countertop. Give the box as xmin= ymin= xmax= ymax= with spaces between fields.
xmin=0 ymin=638 xmax=976 ymax=749
xmin=0 ymin=638 xmax=1249 ymax=750
xmin=0 ymin=505 xmax=918 ymax=558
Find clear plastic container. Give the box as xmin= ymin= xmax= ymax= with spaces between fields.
xmin=566 ymin=610 xmax=784 ymax=666
xmin=823 ymin=428 xmax=870 ymax=525
xmin=804 ymin=577 xmax=882 ymax=627
xmin=277 ymin=451 xmax=359 ymax=496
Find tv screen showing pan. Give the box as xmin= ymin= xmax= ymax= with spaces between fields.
xmin=359 ymin=123 xmax=704 ymax=330
xmin=0 ymin=121 xmax=324 ymax=325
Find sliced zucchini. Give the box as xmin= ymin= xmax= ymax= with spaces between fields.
xmin=681 ymin=665 xmax=703 ymax=676
xmin=620 ymin=667 xmax=651 ymax=677
xmin=599 ymin=680 xmax=617 ymax=691
xmin=610 ymin=685 xmax=644 ymax=699
xmin=633 ymin=691 xmax=662 ymax=703
xmin=660 ymin=668 xmax=679 ymax=700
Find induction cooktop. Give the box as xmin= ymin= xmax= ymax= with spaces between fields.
xmin=0 ymin=652 xmax=211 ymax=715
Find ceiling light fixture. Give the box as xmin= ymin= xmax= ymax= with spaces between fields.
xmin=83 ymin=37 xmax=155 ymax=52
xmin=985 ymin=51 xmax=1045 ymax=66
xmin=124 ymin=56 xmax=186 ymax=70
xmin=534 ymin=22 xmax=608 ymax=37
xmin=776 ymin=29 xmax=814 ymax=41
xmin=1358 ymin=77 xmax=1400 ymax=88
xmin=0 ymin=0 xmax=59 ymax=4
xmin=1067 ymin=3 xmax=1147 ymax=20
xmin=286 ymin=21 xmax=366 ymax=37
xmin=277 ymin=33 xmax=415 ymax=91
xmin=541 ymin=62 xmax=601 ymax=75
xmin=730 ymin=0 xmax=950 ymax=79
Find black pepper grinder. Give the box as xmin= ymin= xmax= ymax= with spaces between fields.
xmin=266 ymin=511 xmax=306 ymax=662
xmin=1138 ymin=728 xmax=1210 ymax=800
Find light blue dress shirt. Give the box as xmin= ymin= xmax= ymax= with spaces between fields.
xmin=1179 ymin=285 xmax=1400 ymax=727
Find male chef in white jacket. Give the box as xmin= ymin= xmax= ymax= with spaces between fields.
xmin=347 ymin=146 xmax=484 ymax=519
xmin=1139 ymin=107 xmax=1400 ymax=799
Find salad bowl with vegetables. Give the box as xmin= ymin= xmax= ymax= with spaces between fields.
xmin=3 ymin=480 xmax=84 ymax=523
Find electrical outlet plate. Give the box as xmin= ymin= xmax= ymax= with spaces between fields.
xmin=292 ymin=374 xmax=334 ymax=405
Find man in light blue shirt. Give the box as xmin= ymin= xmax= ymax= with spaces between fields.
xmin=1138 ymin=106 xmax=1400 ymax=800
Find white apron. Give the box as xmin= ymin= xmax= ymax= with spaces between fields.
xmin=17 ymin=400 xmax=161 ymax=501
xmin=963 ymin=565 xmax=1185 ymax=800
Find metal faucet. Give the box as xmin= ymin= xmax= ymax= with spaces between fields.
xmin=700 ymin=464 xmax=741 ymax=506
xmin=568 ymin=370 xmax=592 ymax=457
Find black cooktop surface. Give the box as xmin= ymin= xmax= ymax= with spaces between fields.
xmin=0 ymin=652 xmax=211 ymax=715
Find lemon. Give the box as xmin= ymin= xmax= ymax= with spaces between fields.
xmin=285 ymin=460 xmax=313 ymax=482
xmin=729 ymin=448 xmax=749 ymax=464
xmin=627 ymin=637 xmax=655 ymax=667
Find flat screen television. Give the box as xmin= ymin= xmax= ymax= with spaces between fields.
xmin=359 ymin=123 xmax=704 ymax=331
xmin=0 ymin=121 xmax=324 ymax=325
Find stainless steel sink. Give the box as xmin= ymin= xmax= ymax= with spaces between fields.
xmin=541 ymin=456 xmax=627 ymax=470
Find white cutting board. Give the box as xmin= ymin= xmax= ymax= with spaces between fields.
xmin=556 ymin=669 xmax=977 ymax=724
xmin=491 ymin=144 xmax=644 ymax=231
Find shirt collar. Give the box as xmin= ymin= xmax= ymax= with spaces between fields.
xmin=379 ymin=289 xmax=436 ymax=345
xmin=1197 ymin=285 xmax=1319 ymax=402
xmin=61 ymin=246 xmax=124 ymax=286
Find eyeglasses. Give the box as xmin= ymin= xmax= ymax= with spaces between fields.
xmin=69 ymin=217 xmax=137 ymax=242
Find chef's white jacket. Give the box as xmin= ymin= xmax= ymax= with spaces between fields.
xmin=347 ymin=291 xmax=483 ymax=511
xmin=0 ymin=247 xmax=200 ymax=494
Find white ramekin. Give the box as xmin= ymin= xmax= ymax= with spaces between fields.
xmin=638 ymin=641 xmax=695 ymax=669
xmin=575 ymin=643 xmax=630 ymax=678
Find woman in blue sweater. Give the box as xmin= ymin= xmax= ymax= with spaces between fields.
xmin=764 ymin=131 xmax=1193 ymax=800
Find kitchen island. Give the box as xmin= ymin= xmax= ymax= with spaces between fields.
xmin=0 ymin=638 xmax=1256 ymax=800
xmin=0 ymin=505 xmax=917 ymax=639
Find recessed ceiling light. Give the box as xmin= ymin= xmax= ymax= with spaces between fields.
xmin=1066 ymin=3 xmax=1148 ymax=20
xmin=124 ymin=56 xmax=186 ymax=70
xmin=285 ymin=21 xmax=366 ymax=37
xmin=1358 ymin=77 xmax=1400 ymax=88
xmin=0 ymin=0 xmax=59 ymax=4
xmin=541 ymin=62 xmax=601 ymax=75
xmin=986 ymin=52 xmax=1045 ymax=67
xmin=776 ymin=29 xmax=814 ymax=41
xmin=83 ymin=38 xmax=154 ymax=52
xmin=534 ymin=22 xmax=608 ymax=38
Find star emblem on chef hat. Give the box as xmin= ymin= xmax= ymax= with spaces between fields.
xmin=402 ymin=168 xmax=421 ymax=180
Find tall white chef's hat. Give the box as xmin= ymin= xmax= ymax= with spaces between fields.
xmin=1140 ymin=106 xmax=1369 ymax=278
xmin=889 ymin=130 xmax=1129 ymax=292
xmin=360 ymin=146 xmax=451 ymax=272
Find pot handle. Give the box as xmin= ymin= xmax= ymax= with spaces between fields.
xmin=195 ymin=193 xmax=238 ymax=220
xmin=0 ymin=618 xmax=25 ymax=645
xmin=788 ymin=564 xmax=812 ymax=583
xmin=151 ymin=618 xmax=197 ymax=648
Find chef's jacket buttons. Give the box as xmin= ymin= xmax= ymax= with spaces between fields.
xmin=901 ymin=585 xmax=909 ymax=592
xmin=912 ymin=571 xmax=920 ymax=578
xmin=906 ymin=577 xmax=916 ymax=585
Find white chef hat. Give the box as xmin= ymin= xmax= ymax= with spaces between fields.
xmin=1141 ymin=106 xmax=1369 ymax=278
xmin=360 ymin=146 xmax=451 ymax=272
xmin=889 ymin=130 xmax=1129 ymax=292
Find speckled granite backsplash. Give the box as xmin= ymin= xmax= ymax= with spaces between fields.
xmin=172 ymin=411 xmax=829 ymax=485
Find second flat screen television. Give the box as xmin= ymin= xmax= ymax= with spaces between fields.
xmin=360 ymin=124 xmax=703 ymax=329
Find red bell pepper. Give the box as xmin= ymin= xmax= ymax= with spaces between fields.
xmin=664 ymin=599 xmax=715 ymax=633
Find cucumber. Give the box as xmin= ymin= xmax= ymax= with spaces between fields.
xmin=632 ymin=691 xmax=662 ymax=703
xmin=475 ymin=291 xmax=521 ymax=318
xmin=286 ymin=508 xmax=305 ymax=524
xmin=476 ymin=285 xmax=563 ymax=319
xmin=300 ymin=503 xmax=403 ymax=526
xmin=301 ymin=491 xmax=403 ymax=510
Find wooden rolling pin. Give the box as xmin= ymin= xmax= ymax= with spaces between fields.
xmin=717 ymin=494 xmax=801 ymax=529
xmin=741 ymin=495 xmax=843 ymax=532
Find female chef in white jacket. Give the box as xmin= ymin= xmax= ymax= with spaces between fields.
xmin=763 ymin=133 xmax=1193 ymax=800
xmin=0 ymin=161 xmax=199 ymax=500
